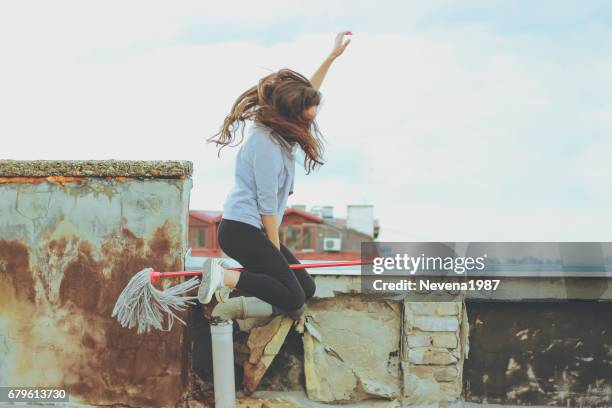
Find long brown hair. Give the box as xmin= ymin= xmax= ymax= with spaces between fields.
xmin=208 ymin=68 xmax=325 ymax=173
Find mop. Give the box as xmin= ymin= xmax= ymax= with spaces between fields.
xmin=112 ymin=260 xmax=370 ymax=334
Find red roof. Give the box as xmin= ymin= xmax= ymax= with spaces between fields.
xmin=190 ymin=210 xmax=222 ymax=224
xmin=190 ymin=208 xmax=379 ymax=229
xmin=190 ymin=208 xmax=322 ymax=224
xmin=332 ymin=218 xmax=347 ymax=228
xmin=283 ymin=207 xmax=323 ymax=223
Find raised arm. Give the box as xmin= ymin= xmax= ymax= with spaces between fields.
xmin=309 ymin=31 xmax=352 ymax=91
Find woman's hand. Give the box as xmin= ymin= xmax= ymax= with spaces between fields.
xmin=261 ymin=214 xmax=281 ymax=251
xmin=329 ymin=31 xmax=352 ymax=60
xmin=310 ymin=31 xmax=352 ymax=90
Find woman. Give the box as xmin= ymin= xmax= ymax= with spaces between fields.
xmin=199 ymin=31 xmax=352 ymax=319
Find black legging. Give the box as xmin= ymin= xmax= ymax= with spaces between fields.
xmin=217 ymin=218 xmax=316 ymax=312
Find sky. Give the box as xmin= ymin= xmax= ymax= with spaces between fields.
xmin=1 ymin=1 xmax=612 ymax=241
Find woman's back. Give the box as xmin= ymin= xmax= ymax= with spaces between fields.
xmin=222 ymin=122 xmax=296 ymax=229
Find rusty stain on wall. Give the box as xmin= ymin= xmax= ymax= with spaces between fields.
xmin=0 ymin=176 xmax=84 ymax=185
xmin=0 ymin=240 xmax=35 ymax=301
xmin=0 ymin=163 xmax=192 ymax=408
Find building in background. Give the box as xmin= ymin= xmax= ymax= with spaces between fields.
xmin=188 ymin=210 xmax=222 ymax=257
xmin=188 ymin=205 xmax=379 ymax=260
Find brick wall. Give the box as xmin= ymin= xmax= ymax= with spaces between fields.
xmin=401 ymin=301 xmax=466 ymax=405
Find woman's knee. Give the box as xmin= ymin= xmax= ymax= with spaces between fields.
xmin=287 ymin=303 xmax=306 ymax=320
xmin=304 ymin=279 xmax=316 ymax=299
xmin=288 ymin=289 xmax=306 ymax=311
xmin=274 ymin=287 xmax=308 ymax=319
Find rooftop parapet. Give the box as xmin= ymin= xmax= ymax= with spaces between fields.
xmin=0 ymin=159 xmax=193 ymax=178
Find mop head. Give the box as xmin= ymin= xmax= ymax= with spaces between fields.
xmin=112 ymin=267 xmax=201 ymax=334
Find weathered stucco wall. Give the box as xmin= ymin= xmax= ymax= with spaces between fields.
xmin=302 ymin=294 xmax=403 ymax=403
xmin=0 ymin=160 xmax=192 ymax=407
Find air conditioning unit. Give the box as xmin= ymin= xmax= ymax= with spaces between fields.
xmin=323 ymin=237 xmax=342 ymax=252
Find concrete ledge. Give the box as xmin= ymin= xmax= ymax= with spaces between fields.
xmin=310 ymin=275 xmax=612 ymax=301
xmin=0 ymin=159 xmax=193 ymax=178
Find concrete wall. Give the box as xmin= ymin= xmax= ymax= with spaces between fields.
xmin=191 ymin=273 xmax=611 ymax=407
xmin=3 ymin=160 xmax=609 ymax=407
xmin=300 ymin=279 xmax=467 ymax=405
xmin=464 ymin=301 xmax=612 ymax=407
xmin=0 ymin=160 xmax=192 ymax=407
xmin=192 ymin=275 xmax=468 ymax=406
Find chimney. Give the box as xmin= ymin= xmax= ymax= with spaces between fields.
xmin=346 ymin=205 xmax=374 ymax=237
xmin=310 ymin=206 xmax=323 ymax=218
xmin=322 ymin=205 xmax=334 ymax=220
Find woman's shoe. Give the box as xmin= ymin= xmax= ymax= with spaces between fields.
xmin=215 ymin=259 xmax=234 ymax=303
xmin=198 ymin=258 xmax=226 ymax=304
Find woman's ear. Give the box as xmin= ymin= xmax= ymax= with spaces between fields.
xmin=303 ymin=105 xmax=318 ymax=121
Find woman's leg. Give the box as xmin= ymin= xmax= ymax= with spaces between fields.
xmin=279 ymin=243 xmax=316 ymax=300
xmin=218 ymin=219 xmax=306 ymax=312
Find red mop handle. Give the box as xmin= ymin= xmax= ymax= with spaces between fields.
xmin=149 ymin=260 xmax=372 ymax=283
xmin=225 ymin=260 xmax=371 ymax=271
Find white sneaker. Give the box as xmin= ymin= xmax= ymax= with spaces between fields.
xmin=198 ymin=257 xmax=226 ymax=304
xmin=215 ymin=258 xmax=234 ymax=303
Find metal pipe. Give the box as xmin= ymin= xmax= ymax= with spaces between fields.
xmin=210 ymin=319 xmax=236 ymax=408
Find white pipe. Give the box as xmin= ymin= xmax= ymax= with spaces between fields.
xmin=210 ymin=319 xmax=236 ymax=408
xmin=187 ymin=250 xmax=307 ymax=406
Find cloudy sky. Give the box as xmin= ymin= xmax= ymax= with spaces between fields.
xmin=2 ymin=1 xmax=612 ymax=241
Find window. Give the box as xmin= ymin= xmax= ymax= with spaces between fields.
xmin=197 ymin=228 xmax=206 ymax=247
xmin=190 ymin=226 xmax=208 ymax=248
xmin=302 ymin=226 xmax=313 ymax=250
xmin=284 ymin=226 xmax=302 ymax=251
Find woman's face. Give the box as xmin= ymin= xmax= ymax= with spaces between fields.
xmin=302 ymin=105 xmax=318 ymax=122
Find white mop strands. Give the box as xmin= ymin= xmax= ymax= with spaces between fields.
xmin=113 ymin=260 xmax=370 ymax=334
xmin=111 ymin=268 xmax=201 ymax=334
